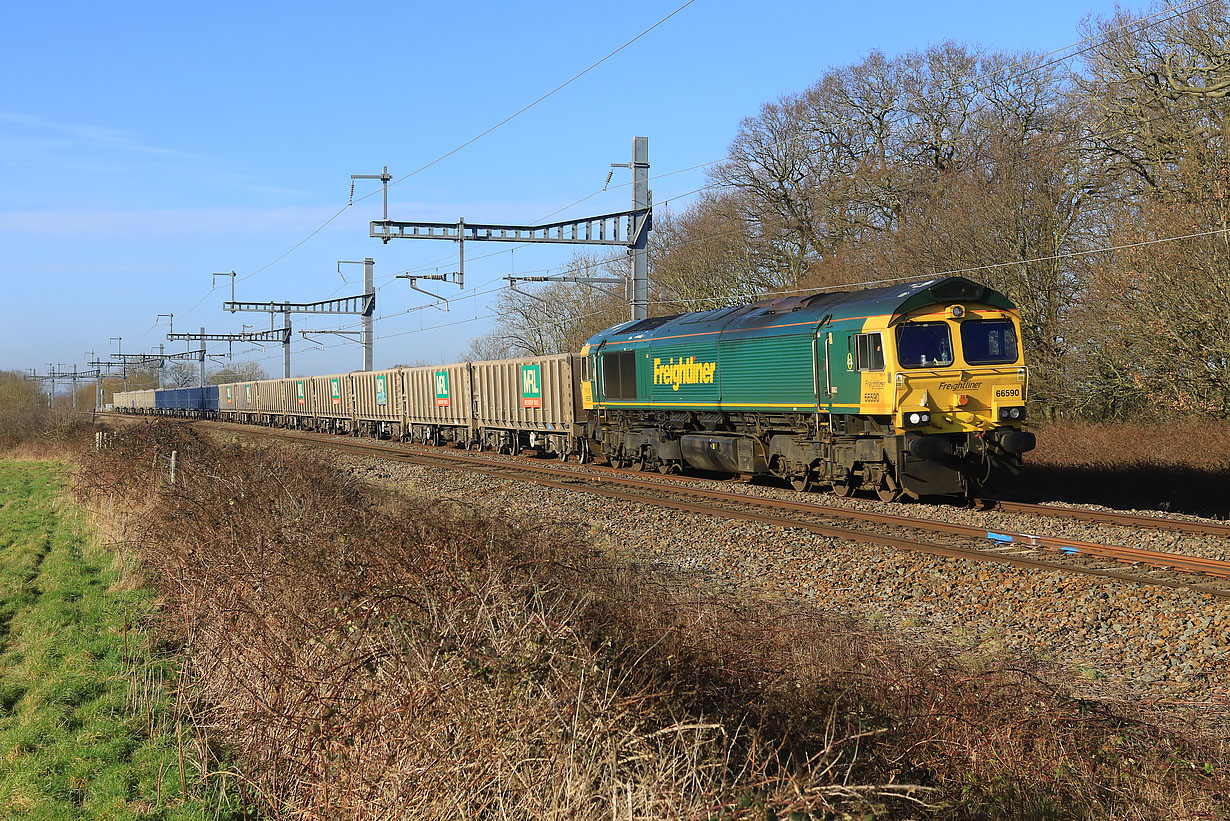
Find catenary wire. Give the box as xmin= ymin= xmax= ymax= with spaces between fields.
xmin=182 ymin=1 xmax=1208 ymax=325
xmin=178 ymin=3 xmax=701 ymax=321
xmin=193 ymin=0 xmax=1194 ymax=307
xmin=228 ymin=1 xmax=695 ymax=289
xmin=158 ymin=1 xmax=1216 ymax=357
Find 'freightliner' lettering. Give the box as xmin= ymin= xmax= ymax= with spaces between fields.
xmin=654 ymin=357 xmax=717 ymax=391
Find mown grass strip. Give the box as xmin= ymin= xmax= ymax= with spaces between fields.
xmin=0 ymin=460 xmax=242 ymax=820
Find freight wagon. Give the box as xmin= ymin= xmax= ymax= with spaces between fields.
xmin=350 ymin=369 xmax=404 ymax=438
xmin=404 ymin=363 xmax=471 ymax=445
xmin=470 ymin=354 xmax=582 ymax=457
xmin=155 ymin=386 xmax=219 ymax=416
xmin=307 ymin=374 xmax=352 ymax=432
xmin=113 ymin=389 xmax=156 ymax=413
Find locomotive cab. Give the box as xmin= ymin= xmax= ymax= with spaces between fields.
xmin=874 ymin=302 xmax=1035 ymax=497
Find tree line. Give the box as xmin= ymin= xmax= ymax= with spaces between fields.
xmin=0 ymin=362 xmax=271 ymax=413
xmin=474 ymin=1 xmax=1229 ymax=422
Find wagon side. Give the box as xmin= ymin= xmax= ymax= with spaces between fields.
xmin=403 ymin=363 xmax=473 ymax=445
xmin=350 ymin=369 xmax=406 ymax=437
xmin=308 ymin=374 xmax=352 ymax=432
xmin=470 ymin=354 xmax=581 ymax=457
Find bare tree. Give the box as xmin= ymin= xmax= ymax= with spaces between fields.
xmin=1078 ymin=0 xmax=1229 ymax=196
xmin=463 ymin=333 xmax=516 ymax=362
xmin=0 ymin=371 xmax=49 ymax=449
xmin=208 ymin=361 xmax=268 ymax=384
xmin=650 ymin=197 xmax=769 ymax=310
xmin=1078 ymin=168 xmax=1230 ymax=419
xmin=481 ymin=254 xmax=628 ymax=356
xmin=164 ymin=361 xmax=201 ymax=387
xmin=122 ymin=366 xmax=160 ymax=391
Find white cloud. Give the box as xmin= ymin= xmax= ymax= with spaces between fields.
xmin=0 ymin=110 xmax=199 ymax=160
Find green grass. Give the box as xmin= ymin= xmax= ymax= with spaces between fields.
xmin=0 ymin=461 xmax=243 ymax=820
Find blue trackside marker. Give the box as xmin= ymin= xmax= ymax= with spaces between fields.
xmin=1060 ymin=546 xmax=1079 ymax=554
xmin=987 ymin=531 xmax=1013 ymax=544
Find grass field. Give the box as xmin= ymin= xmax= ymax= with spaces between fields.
xmin=0 ymin=460 xmax=240 ymax=820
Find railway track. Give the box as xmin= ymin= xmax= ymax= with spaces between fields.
xmin=122 ymin=415 xmax=1230 ymax=600
xmin=976 ymin=498 xmax=1230 ymax=539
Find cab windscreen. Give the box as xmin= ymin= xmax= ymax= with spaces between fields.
xmin=961 ymin=319 xmax=1019 ymax=365
xmin=896 ymin=322 xmax=954 ymax=369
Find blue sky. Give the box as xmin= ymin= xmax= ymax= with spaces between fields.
xmin=2 ymin=0 xmax=1137 ymax=379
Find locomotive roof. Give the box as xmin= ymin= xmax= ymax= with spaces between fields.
xmin=586 ymin=276 xmax=1015 ymax=347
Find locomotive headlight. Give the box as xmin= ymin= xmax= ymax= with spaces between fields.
xmin=905 ymin=411 xmax=931 ymax=426
xmin=998 ymin=407 xmax=1025 ymax=421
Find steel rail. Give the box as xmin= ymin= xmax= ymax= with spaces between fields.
xmin=978 ymin=498 xmax=1230 ymax=539
xmin=105 ymin=412 xmax=1230 ymax=540
xmin=172 ymin=421 xmax=1230 ymax=599
xmin=216 ymin=425 xmax=1230 ymax=581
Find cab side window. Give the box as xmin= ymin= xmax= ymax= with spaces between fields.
xmin=852 ymin=332 xmax=885 ymax=371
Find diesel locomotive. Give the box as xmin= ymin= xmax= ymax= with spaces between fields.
xmin=116 ymin=276 xmax=1034 ymax=501
xmin=581 ymin=276 xmax=1035 ymax=500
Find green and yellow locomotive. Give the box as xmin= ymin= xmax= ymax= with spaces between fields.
xmin=580 ymin=276 xmax=1035 ymax=500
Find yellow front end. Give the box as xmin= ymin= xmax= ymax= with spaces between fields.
xmin=893 ymin=364 xmax=1029 ymax=435
xmin=872 ymin=305 xmax=1029 ymax=435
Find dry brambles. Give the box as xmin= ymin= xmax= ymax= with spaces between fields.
xmin=74 ymin=422 xmax=1229 ymax=819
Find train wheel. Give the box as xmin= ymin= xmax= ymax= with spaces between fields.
xmin=876 ymin=473 xmax=902 ymax=503
xmin=790 ymin=475 xmax=814 ymax=492
xmin=831 ymin=480 xmax=857 ymax=498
